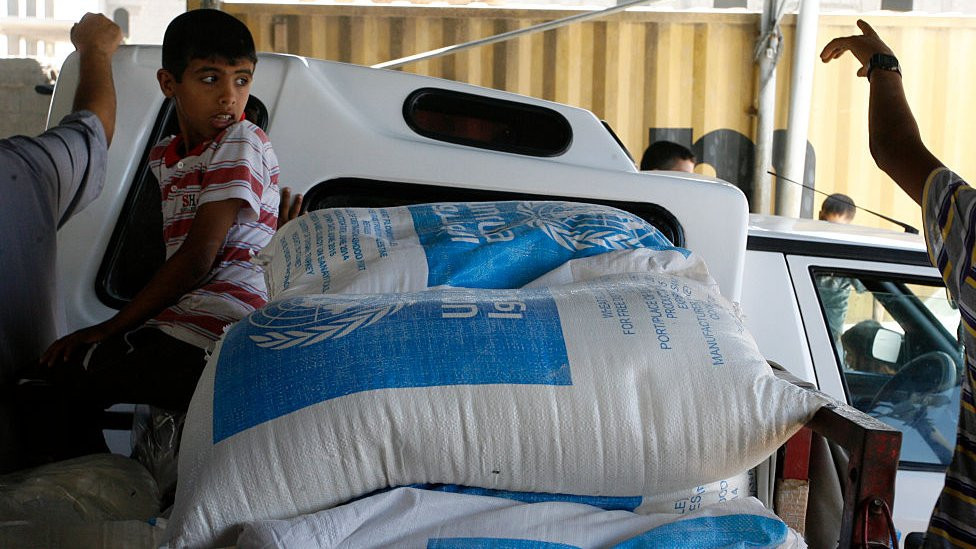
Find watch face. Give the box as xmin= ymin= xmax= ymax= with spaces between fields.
xmin=868 ymin=53 xmax=900 ymax=80
xmin=871 ymin=53 xmax=899 ymax=70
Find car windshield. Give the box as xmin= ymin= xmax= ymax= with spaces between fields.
xmin=814 ymin=271 xmax=963 ymax=469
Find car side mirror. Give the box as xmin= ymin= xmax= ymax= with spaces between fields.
xmin=871 ymin=327 xmax=902 ymax=364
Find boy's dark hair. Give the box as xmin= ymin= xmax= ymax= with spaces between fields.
xmin=162 ymin=9 xmax=257 ymax=82
xmin=820 ymin=193 xmax=856 ymax=220
xmin=639 ymin=141 xmax=696 ymax=171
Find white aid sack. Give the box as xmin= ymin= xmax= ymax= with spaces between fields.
xmin=238 ymin=488 xmax=806 ymax=549
xmin=255 ymin=201 xmax=693 ymax=299
xmin=404 ymin=466 xmax=753 ymax=517
xmin=165 ymin=273 xmax=827 ymax=548
xmin=525 ymin=246 xmax=714 ymax=290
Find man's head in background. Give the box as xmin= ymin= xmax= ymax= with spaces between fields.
xmin=819 ymin=193 xmax=856 ymax=224
xmin=639 ymin=141 xmax=696 ymax=173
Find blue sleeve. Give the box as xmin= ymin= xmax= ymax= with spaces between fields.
xmin=4 ymin=110 xmax=109 ymax=227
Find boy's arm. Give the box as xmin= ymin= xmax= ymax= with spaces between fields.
xmin=41 ymin=198 xmax=245 ymax=366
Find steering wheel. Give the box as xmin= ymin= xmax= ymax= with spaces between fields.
xmin=868 ymin=351 xmax=958 ymax=414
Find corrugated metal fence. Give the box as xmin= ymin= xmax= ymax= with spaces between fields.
xmin=211 ymin=3 xmax=976 ymax=228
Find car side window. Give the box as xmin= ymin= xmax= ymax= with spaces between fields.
xmin=813 ymin=271 xmax=963 ymax=469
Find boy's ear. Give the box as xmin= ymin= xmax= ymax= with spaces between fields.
xmin=157 ymin=69 xmax=177 ymax=98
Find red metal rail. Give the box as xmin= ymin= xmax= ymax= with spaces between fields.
xmin=806 ymin=402 xmax=901 ymax=548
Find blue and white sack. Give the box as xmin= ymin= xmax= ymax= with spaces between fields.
xmin=238 ymin=488 xmax=806 ymax=549
xmin=256 ymin=201 xmax=699 ymax=298
xmin=165 ymin=273 xmax=826 ymax=548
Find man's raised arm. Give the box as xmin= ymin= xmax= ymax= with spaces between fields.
xmin=69 ymin=13 xmax=122 ymax=144
xmin=820 ymin=19 xmax=942 ymax=205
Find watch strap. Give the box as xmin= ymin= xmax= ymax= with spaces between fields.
xmin=867 ymin=53 xmax=901 ymax=82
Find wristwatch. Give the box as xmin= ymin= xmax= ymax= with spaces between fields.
xmin=866 ymin=53 xmax=901 ymax=82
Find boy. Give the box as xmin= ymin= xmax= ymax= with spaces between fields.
xmin=22 ymin=9 xmax=279 ymax=463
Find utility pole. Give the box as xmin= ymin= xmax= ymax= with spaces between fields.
xmin=751 ymin=0 xmax=785 ymax=215
xmin=778 ymin=0 xmax=819 ymax=218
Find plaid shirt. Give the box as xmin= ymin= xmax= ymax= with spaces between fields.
xmin=922 ymin=167 xmax=976 ymax=547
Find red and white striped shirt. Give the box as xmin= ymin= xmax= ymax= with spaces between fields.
xmin=147 ymin=120 xmax=279 ymax=350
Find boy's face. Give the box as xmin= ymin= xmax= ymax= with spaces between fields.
xmin=157 ymin=57 xmax=255 ymax=150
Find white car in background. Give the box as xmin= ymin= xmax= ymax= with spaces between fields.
xmin=742 ymin=214 xmax=961 ymax=539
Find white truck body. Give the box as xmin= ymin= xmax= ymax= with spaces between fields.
xmin=51 ymin=46 xmax=746 ymax=336
xmin=44 ymin=45 xmax=958 ymax=542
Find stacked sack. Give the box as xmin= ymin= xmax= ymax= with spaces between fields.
xmin=254 ymin=200 xmax=708 ymax=297
xmin=237 ymin=488 xmax=806 ymax=548
xmin=165 ymin=201 xmax=826 ymax=548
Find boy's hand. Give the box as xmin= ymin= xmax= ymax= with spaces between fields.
xmin=278 ymin=187 xmax=303 ymax=230
xmin=71 ymin=13 xmax=123 ymax=58
xmin=40 ymin=322 xmax=117 ymax=367
xmin=820 ymin=19 xmax=895 ymax=77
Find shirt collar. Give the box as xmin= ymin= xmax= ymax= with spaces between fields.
xmin=162 ymin=116 xmax=247 ymax=167
xmin=163 ymin=135 xmax=213 ymax=167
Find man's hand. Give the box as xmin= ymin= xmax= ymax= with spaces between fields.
xmin=820 ymin=19 xmax=894 ymax=77
xmin=40 ymin=321 xmax=117 ymax=367
xmin=71 ymin=12 xmax=122 ymax=58
xmin=71 ymin=13 xmax=122 ymax=144
xmin=278 ymin=187 xmax=303 ymax=230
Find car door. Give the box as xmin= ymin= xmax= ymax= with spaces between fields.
xmin=787 ymin=254 xmax=963 ymax=537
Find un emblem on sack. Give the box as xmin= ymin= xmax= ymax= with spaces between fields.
xmin=247 ymin=296 xmax=410 ymax=350
xmin=519 ymin=202 xmax=657 ymax=251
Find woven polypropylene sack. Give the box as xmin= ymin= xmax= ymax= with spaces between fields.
xmin=164 ymin=273 xmax=826 ymax=547
xmin=237 ymin=488 xmax=806 ymax=549
xmin=255 ymin=201 xmax=691 ymax=299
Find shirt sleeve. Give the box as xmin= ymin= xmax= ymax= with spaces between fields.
xmin=198 ymin=121 xmax=276 ymax=223
xmin=922 ymin=167 xmax=976 ymax=298
xmin=4 ymin=110 xmax=108 ymax=228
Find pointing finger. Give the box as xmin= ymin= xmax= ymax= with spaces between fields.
xmin=857 ymin=19 xmax=878 ymax=38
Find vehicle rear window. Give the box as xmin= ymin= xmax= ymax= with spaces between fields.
xmin=404 ymin=88 xmax=572 ymax=157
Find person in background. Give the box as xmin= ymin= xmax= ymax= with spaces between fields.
xmin=841 ymin=320 xmax=897 ymax=375
xmin=0 ymin=13 xmax=122 ymax=473
xmin=823 ymin=19 xmax=976 ymax=546
xmin=639 ymin=140 xmax=696 ymax=173
xmin=819 ymin=193 xmax=856 ymax=224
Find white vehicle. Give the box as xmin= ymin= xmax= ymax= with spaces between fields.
xmin=741 ymin=215 xmax=961 ymax=540
xmin=31 ymin=45 xmax=956 ymax=546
